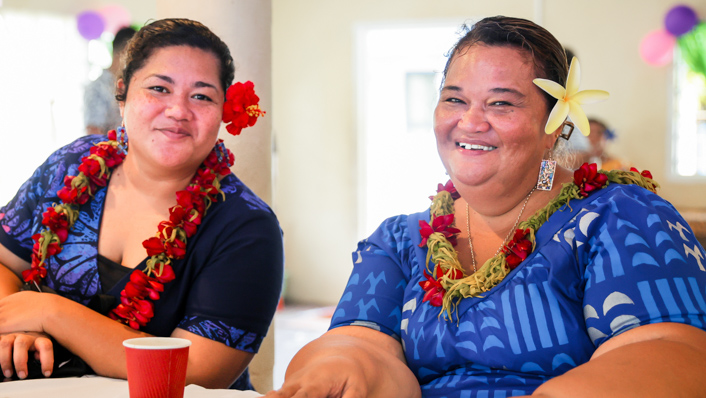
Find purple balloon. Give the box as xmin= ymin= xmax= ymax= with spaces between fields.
xmin=665 ymin=5 xmax=699 ymax=36
xmin=77 ymin=11 xmax=105 ymax=40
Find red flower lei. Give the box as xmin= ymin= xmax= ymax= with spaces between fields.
xmin=419 ymin=163 xmax=658 ymax=315
xmin=26 ymin=81 xmax=264 ymax=330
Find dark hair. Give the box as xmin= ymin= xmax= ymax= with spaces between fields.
xmin=116 ymin=18 xmax=234 ymax=102
xmin=442 ymin=16 xmax=569 ymax=113
xmin=112 ymin=26 xmax=136 ymax=55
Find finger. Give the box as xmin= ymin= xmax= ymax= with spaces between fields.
xmin=12 ymin=334 xmax=34 ymax=379
xmin=0 ymin=334 xmax=16 ymax=379
xmin=33 ymin=337 xmax=54 ymax=377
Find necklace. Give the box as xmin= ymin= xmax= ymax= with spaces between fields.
xmin=25 ymin=131 xmax=234 ymax=330
xmin=465 ymin=187 xmax=536 ymax=273
xmin=419 ymin=163 xmax=659 ymax=320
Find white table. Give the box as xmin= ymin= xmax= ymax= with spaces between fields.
xmin=0 ymin=376 xmax=262 ymax=398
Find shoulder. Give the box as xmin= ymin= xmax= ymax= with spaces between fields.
xmin=203 ymin=174 xmax=282 ymax=240
xmin=580 ymin=183 xmax=679 ymax=223
xmin=358 ymin=209 xmax=429 ymax=258
xmin=27 ymin=135 xmax=103 ymax=189
xmin=48 ymin=135 xmax=106 ymax=164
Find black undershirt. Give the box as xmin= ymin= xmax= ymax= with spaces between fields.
xmin=96 ymin=254 xmax=131 ymax=293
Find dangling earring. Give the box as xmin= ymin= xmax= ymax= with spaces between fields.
xmin=116 ymin=124 xmax=128 ymax=155
xmin=537 ymin=151 xmax=556 ymax=191
xmin=559 ymin=121 xmax=574 ymax=141
xmin=215 ymin=140 xmax=228 ymax=163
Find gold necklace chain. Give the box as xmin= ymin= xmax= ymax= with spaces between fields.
xmin=465 ymin=187 xmax=536 ymax=273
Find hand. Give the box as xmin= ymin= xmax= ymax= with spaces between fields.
xmin=0 ymin=331 xmax=54 ymax=380
xmin=263 ymin=356 xmax=370 ymax=398
xmin=0 ymin=291 xmax=52 ymax=334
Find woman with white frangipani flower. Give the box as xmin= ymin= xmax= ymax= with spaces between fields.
xmin=267 ymin=16 xmax=706 ymax=398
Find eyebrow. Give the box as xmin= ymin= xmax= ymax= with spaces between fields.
xmin=440 ymin=85 xmax=526 ymax=98
xmin=151 ymin=74 xmax=218 ymax=90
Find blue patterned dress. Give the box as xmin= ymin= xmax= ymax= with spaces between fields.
xmin=0 ymin=136 xmax=284 ymax=390
xmin=330 ymin=183 xmax=706 ymax=397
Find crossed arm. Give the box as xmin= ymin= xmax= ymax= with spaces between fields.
xmin=267 ymin=322 xmax=706 ymax=398
xmin=0 ymin=243 xmax=251 ymax=388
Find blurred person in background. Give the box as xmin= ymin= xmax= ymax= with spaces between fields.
xmin=84 ymin=27 xmax=136 ymax=135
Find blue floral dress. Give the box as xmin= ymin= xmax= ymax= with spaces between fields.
xmin=330 ymin=183 xmax=706 ymax=397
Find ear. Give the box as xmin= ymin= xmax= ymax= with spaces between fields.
xmin=545 ymin=125 xmax=562 ymax=150
xmin=117 ymin=78 xmax=126 ymax=117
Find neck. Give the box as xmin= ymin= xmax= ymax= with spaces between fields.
xmin=458 ymin=166 xmax=573 ymax=233
xmin=116 ymin=153 xmax=201 ymax=204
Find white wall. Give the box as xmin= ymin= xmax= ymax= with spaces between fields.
xmin=272 ymin=0 xmax=706 ymax=305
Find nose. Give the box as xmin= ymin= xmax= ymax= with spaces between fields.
xmin=458 ymin=105 xmax=490 ymax=133
xmin=164 ymin=95 xmax=191 ymax=121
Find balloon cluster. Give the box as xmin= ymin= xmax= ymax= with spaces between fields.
xmin=640 ymin=4 xmax=700 ymax=66
xmin=76 ymin=4 xmax=132 ymax=40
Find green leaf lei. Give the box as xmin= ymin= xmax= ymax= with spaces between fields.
xmin=424 ymin=165 xmax=659 ymax=320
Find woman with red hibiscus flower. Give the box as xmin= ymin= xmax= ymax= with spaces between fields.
xmin=268 ymin=16 xmax=706 ymax=398
xmin=0 ymin=19 xmax=282 ymax=391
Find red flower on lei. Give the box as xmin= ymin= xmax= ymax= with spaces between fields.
xmin=418 ymin=214 xmax=462 ymax=247
xmin=629 ymin=167 xmax=652 ymax=180
xmin=419 ymin=266 xmax=462 ymax=307
xmin=502 ymin=228 xmax=533 ymax=270
xmin=419 ymin=270 xmax=445 ymax=306
xmin=222 ymin=81 xmax=266 ymax=136
xmin=573 ymin=163 xmax=608 ymax=197
xmin=428 ymin=179 xmax=461 ymax=201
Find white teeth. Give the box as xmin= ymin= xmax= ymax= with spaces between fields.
xmin=457 ymin=142 xmax=497 ymax=151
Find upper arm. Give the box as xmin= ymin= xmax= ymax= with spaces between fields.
xmin=577 ymin=187 xmax=706 ymax=347
xmin=172 ymin=327 xmax=254 ymax=389
xmin=0 ymin=243 xmax=25 ymax=298
xmin=0 ymin=242 xmax=29 ymax=279
xmin=329 ymin=215 xmax=413 ymax=339
xmin=174 ymin=203 xmax=283 ymax=385
xmin=591 ymin=321 xmax=706 ymax=361
xmin=327 ymin=325 xmax=407 ymax=363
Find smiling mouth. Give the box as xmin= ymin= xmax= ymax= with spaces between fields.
xmin=456 ymin=142 xmax=497 ymax=151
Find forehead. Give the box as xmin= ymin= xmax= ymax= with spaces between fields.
xmin=445 ymin=45 xmax=537 ymax=87
xmin=137 ymin=46 xmax=221 ymax=83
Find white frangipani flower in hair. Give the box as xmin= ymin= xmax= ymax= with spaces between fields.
xmin=533 ymin=57 xmax=609 ymax=136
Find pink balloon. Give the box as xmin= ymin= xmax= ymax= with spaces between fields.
xmin=639 ymin=29 xmax=676 ymax=66
xmin=97 ymin=4 xmax=132 ymax=35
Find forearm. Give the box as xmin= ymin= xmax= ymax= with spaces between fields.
xmin=286 ymin=327 xmax=421 ymax=398
xmin=533 ymin=333 xmax=706 ymax=397
xmin=43 ymin=294 xmax=150 ymax=379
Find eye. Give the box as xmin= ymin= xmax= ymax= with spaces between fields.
xmin=443 ymin=97 xmax=465 ymax=104
xmin=149 ymin=86 xmax=169 ymax=93
xmin=490 ymin=100 xmax=512 ymax=106
xmin=192 ymin=93 xmax=214 ymax=102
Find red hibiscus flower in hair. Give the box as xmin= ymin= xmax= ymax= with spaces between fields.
xmin=419 ymin=270 xmax=445 ymax=307
xmin=573 ymin=163 xmax=608 ymax=197
xmin=429 ymin=180 xmax=461 ymax=201
xmin=418 ymin=214 xmax=462 ymax=247
xmin=222 ymin=81 xmax=266 ymax=136
xmin=503 ymin=229 xmax=533 ymax=269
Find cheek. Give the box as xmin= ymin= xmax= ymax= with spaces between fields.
xmin=433 ymin=106 xmax=459 ymax=134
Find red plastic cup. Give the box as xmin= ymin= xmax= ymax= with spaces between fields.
xmin=123 ymin=337 xmax=192 ymax=398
